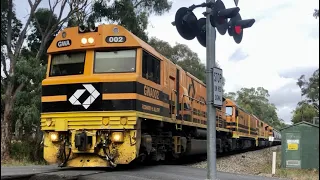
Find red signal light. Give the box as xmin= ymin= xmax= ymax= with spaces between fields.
xmin=235 ymin=26 xmax=242 ymax=34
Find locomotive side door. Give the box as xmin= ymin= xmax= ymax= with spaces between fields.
xmin=169 ymin=68 xmax=180 ymax=120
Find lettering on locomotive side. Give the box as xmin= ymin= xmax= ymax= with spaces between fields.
xmin=143 ymin=85 xmax=160 ymax=100
xmin=142 ymin=104 xmax=160 ymax=113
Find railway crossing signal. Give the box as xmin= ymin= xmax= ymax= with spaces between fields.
xmin=227 ymin=13 xmax=255 ymax=43
xmin=172 ymin=0 xmax=255 ymax=45
xmin=209 ymin=0 xmax=239 ymax=35
xmin=174 ymin=7 xmax=198 ymax=40
xmin=196 ymin=18 xmax=206 ymax=47
xmin=171 ymin=1 xmax=255 ymax=180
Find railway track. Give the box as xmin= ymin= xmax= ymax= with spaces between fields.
xmin=133 ymin=144 xmax=280 ymax=166
xmin=1 ymin=145 xmax=280 ymax=180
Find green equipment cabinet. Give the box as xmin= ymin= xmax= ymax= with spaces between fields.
xmin=281 ymin=121 xmax=319 ymax=169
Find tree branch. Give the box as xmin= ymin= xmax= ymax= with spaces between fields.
xmin=35 ymin=0 xmax=89 ymax=59
xmin=57 ymin=0 xmax=68 ymax=22
xmin=1 ymin=36 xmax=11 ymax=54
xmin=54 ymin=0 xmax=89 ymax=29
xmin=14 ymin=0 xmax=41 ymax=58
xmin=30 ymin=12 xmax=44 ymax=38
xmin=5 ymin=0 xmax=15 ymax=71
xmin=12 ymin=83 xmax=25 ymax=100
xmin=28 ymin=0 xmax=45 ymax=38
xmin=134 ymin=0 xmax=145 ymax=9
xmin=44 ymin=0 xmax=61 ymax=35
xmin=1 ymin=59 xmax=9 ymax=78
xmin=6 ymin=0 xmax=13 ymax=54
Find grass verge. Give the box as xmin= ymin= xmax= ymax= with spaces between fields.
xmin=259 ymin=147 xmax=319 ymax=180
xmin=2 ymin=159 xmax=47 ymax=167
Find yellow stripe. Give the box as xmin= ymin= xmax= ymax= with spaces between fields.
xmin=42 ymin=95 xmax=67 ymax=102
xmin=102 ymin=93 xmax=169 ymax=108
xmin=103 ymin=93 xmax=137 ymax=100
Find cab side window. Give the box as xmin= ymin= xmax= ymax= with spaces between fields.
xmin=142 ymin=50 xmax=161 ymax=84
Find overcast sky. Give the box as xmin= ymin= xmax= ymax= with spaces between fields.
xmin=14 ymin=0 xmax=319 ymax=124
xmin=148 ymin=0 xmax=319 ymax=124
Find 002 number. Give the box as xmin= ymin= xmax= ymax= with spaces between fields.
xmin=106 ymin=36 xmax=126 ymax=43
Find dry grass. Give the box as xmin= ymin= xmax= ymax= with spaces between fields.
xmin=259 ymin=147 xmax=319 ymax=180
xmin=1 ymin=158 xmax=47 ymax=167
xmin=191 ymin=146 xmax=319 ymax=180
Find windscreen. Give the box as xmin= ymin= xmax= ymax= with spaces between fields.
xmin=94 ymin=49 xmax=136 ymax=73
xmin=49 ymin=52 xmax=85 ymax=77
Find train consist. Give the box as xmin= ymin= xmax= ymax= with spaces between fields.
xmin=40 ymin=24 xmax=281 ymax=168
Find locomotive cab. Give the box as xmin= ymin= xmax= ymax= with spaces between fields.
xmin=41 ymin=25 xmax=163 ymax=167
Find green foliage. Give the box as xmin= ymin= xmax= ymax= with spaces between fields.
xmin=27 ymin=8 xmax=59 ymax=63
xmin=224 ymin=92 xmax=236 ymax=101
xmin=291 ymin=102 xmax=318 ymax=124
xmin=314 ymin=9 xmax=319 ymax=19
xmin=9 ymin=141 xmax=33 ymax=161
xmin=148 ymin=37 xmax=226 ymax=88
xmin=12 ymin=56 xmax=46 ymax=134
xmin=225 ymin=87 xmax=286 ymax=130
xmin=292 ymin=68 xmax=319 ymax=124
xmin=89 ymin=0 xmax=172 ymax=41
xmin=149 ymin=37 xmax=206 ymax=81
xmin=297 ymin=69 xmax=319 ymax=110
xmin=1 ymin=0 xmax=23 ymax=47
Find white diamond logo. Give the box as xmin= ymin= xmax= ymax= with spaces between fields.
xmin=68 ymin=84 xmax=100 ymax=109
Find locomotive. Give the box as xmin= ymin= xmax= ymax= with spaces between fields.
xmin=40 ymin=24 xmax=280 ymax=167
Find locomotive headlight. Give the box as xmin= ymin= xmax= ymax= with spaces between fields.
xmin=111 ymin=132 xmax=124 ymax=143
xmin=49 ymin=132 xmax=59 ymax=142
xmin=81 ymin=37 xmax=87 ymax=44
xmin=88 ymin=37 xmax=94 ymax=44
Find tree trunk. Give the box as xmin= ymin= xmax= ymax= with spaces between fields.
xmin=14 ymin=119 xmax=22 ymax=140
xmin=33 ymin=125 xmax=43 ymax=162
xmin=1 ymin=100 xmax=13 ymax=162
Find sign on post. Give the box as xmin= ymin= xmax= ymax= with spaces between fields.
xmin=213 ymin=67 xmax=223 ymax=107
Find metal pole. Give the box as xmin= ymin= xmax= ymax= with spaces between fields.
xmin=206 ymin=0 xmax=217 ymax=179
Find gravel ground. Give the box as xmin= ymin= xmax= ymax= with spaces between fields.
xmin=191 ymin=146 xmax=280 ymax=177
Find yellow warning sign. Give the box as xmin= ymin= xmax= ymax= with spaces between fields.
xmin=288 ymin=143 xmax=298 ymax=150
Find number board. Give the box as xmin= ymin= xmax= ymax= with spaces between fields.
xmin=212 ymin=67 xmax=223 ymax=107
xmin=56 ymin=39 xmax=72 ymax=48
xmin=105 ymin=36 xmax=126 ymax=43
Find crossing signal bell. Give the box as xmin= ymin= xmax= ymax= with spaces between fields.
xmin=174 ymin=7 xmax=199 ymax=40
xmin=174 ymin=7 xmax=207 ymax=46
xmin=197 ymin=18 xmax=206 ymax=47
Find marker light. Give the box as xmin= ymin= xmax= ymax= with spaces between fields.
xmin=81 ymin=38 xmax=87 ymax=44
xmin=88 ymin=37 xmax=94 ymax=44
xmin=113 ymin=27 xmax=119 ymax=34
